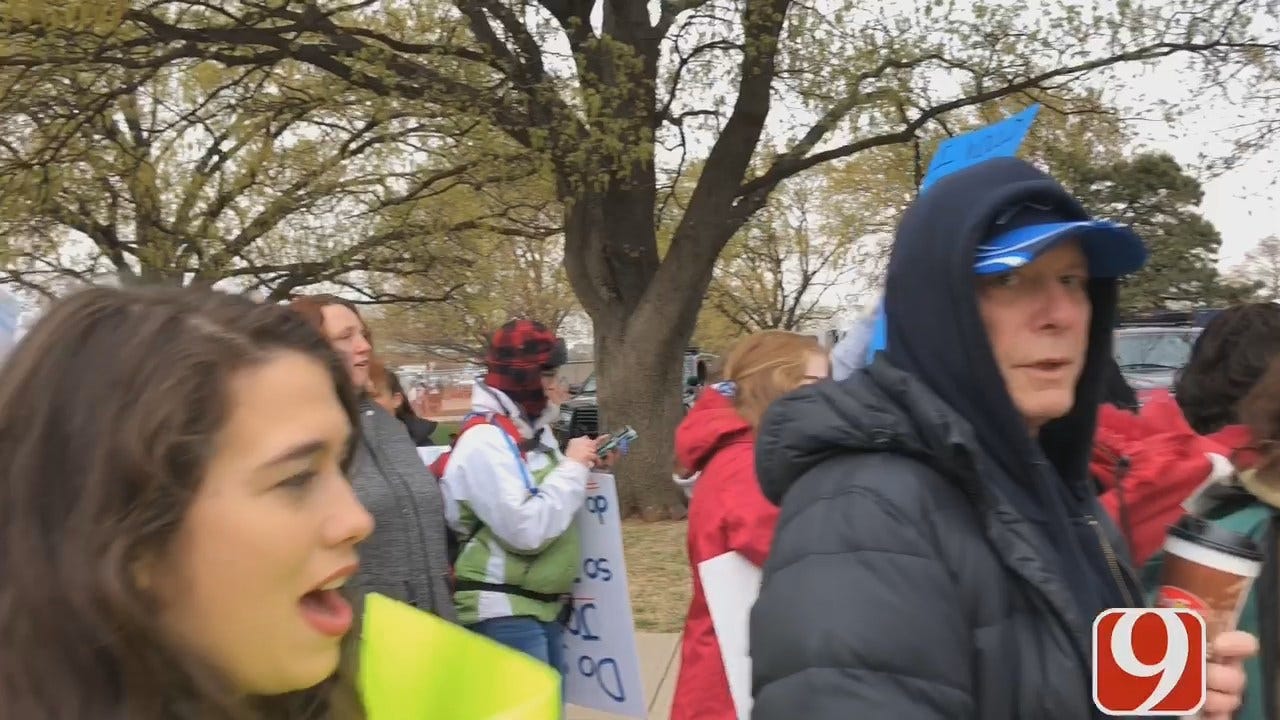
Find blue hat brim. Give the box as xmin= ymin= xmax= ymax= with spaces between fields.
xmin=973 ymin=221 xmax=1148 ymax=278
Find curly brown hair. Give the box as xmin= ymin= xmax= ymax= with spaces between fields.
xmin=1240 ymin=354 xmax=1280 ymax=476
xmin=1174 ymin=303 xmax=1280 ymax=435
xmin=0 ymin=286 xmax=365 ymax=720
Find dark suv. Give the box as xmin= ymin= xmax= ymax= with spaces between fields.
xmin=551 ymin=373 xmax=600 ymax=447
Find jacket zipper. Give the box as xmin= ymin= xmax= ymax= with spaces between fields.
xmin=1088 ymin=513 xmax=1138 ymax=607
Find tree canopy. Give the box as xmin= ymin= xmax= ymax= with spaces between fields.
xmin=1054 ymin=151 xmax=1259 ymax=311
xmin=0 ymin=59 xmax=560 ymax=301
xmin=1231 ymin=235 xmax=1280 ymax=301
xmin=2 ymin=0 xmax=1277 ymax=514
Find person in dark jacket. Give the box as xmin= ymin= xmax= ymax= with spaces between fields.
xmin=749 ymin=156 xmax=1254 ymax=720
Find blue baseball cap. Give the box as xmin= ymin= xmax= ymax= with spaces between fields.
xmin=973 ymin=202 xmax=1147 ymax=278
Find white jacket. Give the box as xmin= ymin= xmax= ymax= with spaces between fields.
xmin=440 ymin=383 xmax=589 ymax=621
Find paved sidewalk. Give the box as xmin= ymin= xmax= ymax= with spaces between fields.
xmin=567 ymin=633 xmax=680 ymax=720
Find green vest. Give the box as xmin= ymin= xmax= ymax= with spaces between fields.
xmin=453 ymin=459 xmax=582 ymax=626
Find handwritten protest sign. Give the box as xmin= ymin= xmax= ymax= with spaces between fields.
xmin=920 ymin=103 xmax=1041 ymax=192
xmin=699 ymin=551 xmax=763 ymax=720
xmin=563 ymin=472 xmax=647 ymax=718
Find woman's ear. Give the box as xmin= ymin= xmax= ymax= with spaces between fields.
xmin=392 ymin=392 xmax=404 ymax=408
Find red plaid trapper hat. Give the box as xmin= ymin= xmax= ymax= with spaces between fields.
xmin=484 ymin=320 xmax=567 ymax=420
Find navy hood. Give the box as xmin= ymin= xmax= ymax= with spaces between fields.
xmin=880 ymin=156 xmax=1118 ymax=516
xmin=757 ymin=156 xmax=1130 ymax=622
xmin=758 ymin=157 xmax=1118 ymax=507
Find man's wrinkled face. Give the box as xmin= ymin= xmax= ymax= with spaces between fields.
xmin=977 ymin=240 xmax=1091 ymax=433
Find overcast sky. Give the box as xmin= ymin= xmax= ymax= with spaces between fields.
xmin=1159 ymin=130 xmax=1277 ymax=270
xmin=1114 ymin=54 xmax=1279 ymax=271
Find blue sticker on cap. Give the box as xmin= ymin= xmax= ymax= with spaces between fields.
xmin=920 ymin=104 xmax=1041 ymax=192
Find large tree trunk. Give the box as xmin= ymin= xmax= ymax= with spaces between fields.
xmin=565 ymin=189 xmax=711 ymax=519
xmin=594 ymin=323 xmax=689 ymax=519
xmin=552 ymin=2 xmax=788 ymax=519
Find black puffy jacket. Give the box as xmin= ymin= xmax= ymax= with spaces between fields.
xmin=750 ymin=157 xmax=1150 ymax=720
xmin=749 ymin=360 xmax=1144 ymax=719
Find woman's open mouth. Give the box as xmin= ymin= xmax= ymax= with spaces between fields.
xmin=299 ymin=566 xmax=356 ymax=637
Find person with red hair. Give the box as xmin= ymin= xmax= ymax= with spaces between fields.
xmin=671 ymin=330 xmax=829 ymax=720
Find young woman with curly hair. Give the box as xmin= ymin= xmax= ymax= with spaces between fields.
xmin=1141 ymin=350 xmax=1280 ymax=720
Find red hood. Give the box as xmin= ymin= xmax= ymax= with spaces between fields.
xmin=675 ymin=389 xmax=753 ymax=474
xmin=1091 ymin=389 xmax=1259 ymax=568
xmin=1092 ymin=390 xmax=1256 ymax=489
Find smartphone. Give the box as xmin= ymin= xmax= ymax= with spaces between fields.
xmin=596 ymin=425 xmax=638 ymax=457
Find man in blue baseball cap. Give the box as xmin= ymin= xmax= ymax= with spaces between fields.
xmin=973 ymin=200 xmax=1148 ymax=277
xmin=749 ymin=156 xmax=1254 ymax=719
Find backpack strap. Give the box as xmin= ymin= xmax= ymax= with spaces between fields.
xmin=487 ymin=414 xmax=539 ymax=497
xmin=441 ymin=411 xmax=540 ymax=556
xmin=452 ymin=580 xmax=566 ymax=604
xmin=463 ymin=412 xmax=527 ymax=455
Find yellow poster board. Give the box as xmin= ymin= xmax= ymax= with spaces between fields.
xmin=359 ymin=593 xmax=561 ymax=719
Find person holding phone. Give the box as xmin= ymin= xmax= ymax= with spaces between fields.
xmin=438 ymin=319 xmax=610 ymax=686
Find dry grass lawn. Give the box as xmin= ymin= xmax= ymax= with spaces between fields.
xmin=621 ymin=520 xmax=691 ymax=633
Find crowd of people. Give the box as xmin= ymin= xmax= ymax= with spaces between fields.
xmin=0 ymin=153 xmax=1273 ymax=720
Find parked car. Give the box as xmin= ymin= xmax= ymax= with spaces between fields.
xmin=1113 ymin=310 xmax=1215 ymax=401
xmin=550 ymin=370 xmax=708 ymax=449
xmin=552 ymin=373 xmax=601 ymax=448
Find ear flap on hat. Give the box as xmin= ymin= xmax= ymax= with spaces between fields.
xmin=544 ymin=338 xmax=567 ymax=369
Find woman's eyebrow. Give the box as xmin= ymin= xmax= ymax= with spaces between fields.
xmin=258 ymin=440 xmax=325 ymax=469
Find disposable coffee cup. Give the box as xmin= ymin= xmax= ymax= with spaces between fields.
xmin=1155 ymin=514 xmax=1264 ymax=643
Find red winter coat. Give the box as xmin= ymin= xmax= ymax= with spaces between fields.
xmin=670 ymin=389 xmax=779 ymax=720
xmin=1091 ymin=390 xmax=1257 ymax=568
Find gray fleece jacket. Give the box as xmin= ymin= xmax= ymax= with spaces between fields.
xmin=348 ymin=399 xmax=456 ymax=622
